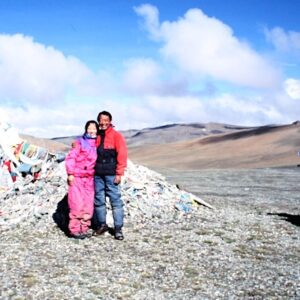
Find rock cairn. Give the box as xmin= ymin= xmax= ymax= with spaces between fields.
xmin=0 ymin=159 xmax=212 ymax=231
xmin=0 ymin=161 xmax=67 ymax=230
xmin=122 ymin=160 xmax=213 ymax=224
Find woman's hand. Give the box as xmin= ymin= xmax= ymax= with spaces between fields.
xmin=67 ymin=175 xmax=75 ymax=185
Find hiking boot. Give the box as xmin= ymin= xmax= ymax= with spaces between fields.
xmin=114 ymin=227 xmax=124 ymax=240
xmin=93 ymin=224 xmax=109 ymax=236
xmin=82 ymin=231 xmax=92 ymax=239
xmin=71 ymin=233 xmax=86 ymax=240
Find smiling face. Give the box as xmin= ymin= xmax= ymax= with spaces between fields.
xmin=86 ymin=123 xmax=98 ymax=138
xmin=98 ymin=114 xmax=111 ymax=130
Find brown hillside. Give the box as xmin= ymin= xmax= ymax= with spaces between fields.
xmin=128 ymin=123 xmax=300 ymax=169
xmin=20 ymin=134 xmax=70 ymax=153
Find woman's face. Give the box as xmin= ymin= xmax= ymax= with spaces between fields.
xmin=87 ymin=123 xmax=97 ymax=138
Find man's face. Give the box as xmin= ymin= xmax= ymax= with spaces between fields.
xmin=98 ymin=114 xmax=111 ymax=130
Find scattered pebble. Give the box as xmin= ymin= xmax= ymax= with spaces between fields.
xmin=0 ymin=163 xmax=299 ymax=299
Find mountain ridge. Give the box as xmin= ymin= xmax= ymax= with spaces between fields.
xmin=128 ymin=121 xmax=300 ymax=169
xmin=21 ymin=121 xmax=300 ymax=169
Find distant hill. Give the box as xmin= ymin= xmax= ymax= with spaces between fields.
xmin=53 ymin=122 xmax=255 ymax=147
xmin=51 ymin=135 xmax=78 ymax=148
xmin=122 ymin=122 xmax=255 ymax=146
xmin=24 ymin=121 xmax=300 ymax=170
xmin=20 ymin=134 xmax=70 ymax=153
xmin=128 ymin=121 xmax=300 ymax=169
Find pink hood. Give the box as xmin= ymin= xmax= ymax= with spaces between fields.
xmin=65 ymin=137 xmax=97 ymax=177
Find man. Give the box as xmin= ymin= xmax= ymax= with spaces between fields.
xmin=93 ymin=111 xmax=127 ymax=240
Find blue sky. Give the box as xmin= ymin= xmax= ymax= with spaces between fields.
xmin=0 ymin=0 xmax=300 ymax=137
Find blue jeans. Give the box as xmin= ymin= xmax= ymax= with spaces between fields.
xmin=94 ymin=175 xmax=124 ymax=228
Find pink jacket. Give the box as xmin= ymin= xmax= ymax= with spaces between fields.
xmin=65 ymin=137 xmax=97 ymax=177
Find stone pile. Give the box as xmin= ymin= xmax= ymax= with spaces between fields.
xmin=0 ymin=161 xmax=67 ymax=230
xmin=0 ymin=120 xmax=213 ymax=231
xmin=121 ymin=160 xmax=213 ymax=224
xmin=0 ymin=158 xmax=212 ymax=231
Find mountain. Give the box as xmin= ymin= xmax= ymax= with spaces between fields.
xmin=42 ymin=121 xmax=300 ymax=169
xmin=20 ymin=134 xmax=70 ymax=153
xmin=122 ymin=122 xmax=255 ymax=146
xmin=51 ymin=135 xmax=78 ymax=148
xmin=127 ymin=122 xmax=300 ymax=169
xmin=52 ymin=122 xmax=255 ymax=147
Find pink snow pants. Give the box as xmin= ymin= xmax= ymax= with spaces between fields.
xmin=68 ymin=176 xmax=94 ymax=235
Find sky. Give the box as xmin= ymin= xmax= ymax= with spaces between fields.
xmin=0 ymin=0 xmax=300 ymax=138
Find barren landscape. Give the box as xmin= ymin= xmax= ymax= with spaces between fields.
xmin=51 ymin=121 xmax=300 ymax=170
xmin=1 ymin=121 xmax=299 ymax=299
xmin=127 ymin=122 xmax=300 ymax=170
xmin=1 ymin=0 xmax=300 ymax=298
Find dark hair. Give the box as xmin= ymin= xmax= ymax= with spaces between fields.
xmin=84 ymin=120 xmax=98 ymax=134
xmin=97 ymin=111 xmax=112 ymax=122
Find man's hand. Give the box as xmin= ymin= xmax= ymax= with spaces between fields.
xmin=114 ymin=175 xmax=121 ymax=185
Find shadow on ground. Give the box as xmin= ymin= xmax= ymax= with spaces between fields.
xmin=52 ymin=194 xmax=70 ymax=235
xmin=267 ymin=212 xmax=300 ymax=227
xmin=51 ymin=194 xmax=113 ymax=235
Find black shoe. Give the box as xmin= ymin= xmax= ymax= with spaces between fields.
xmin=114 ymin=228 xmax=124 ymax=240
xmin=82 ymin=231 xmax=93 ymax=239
xmin=93 ymin=224 xmax=109 ymax=236
xmin=71 ymin=233 xmax=86 ymax=240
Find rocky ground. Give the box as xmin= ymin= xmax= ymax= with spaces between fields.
xmin=0 ymin=167 xmax=299 ymax=299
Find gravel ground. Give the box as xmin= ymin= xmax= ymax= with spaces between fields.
xmin=1 ymin=167 xmax=299 ymax=299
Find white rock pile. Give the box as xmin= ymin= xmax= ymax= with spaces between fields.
xmin=0 ymin=161 xmax=67 ymax=230
xmin=0 ymin=159 xmax=212 ymax=231
xmin=122 ymin=160 xmax=213 ymax=223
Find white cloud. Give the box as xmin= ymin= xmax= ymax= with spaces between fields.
xmin=0 ymin=34 xmax=100 ymax=106
xmin=210 ymin=94 xmax=282 ymax=125
xmin=135 ymin=5 xmax=281 ymax=88
xmin=2 ymin=85 xmax=299 ymax=139
xmin=284 ymin=78 xmax=300 ymax=100
xmin=122 ymin=58 xmax=162 ymax=94
xmin=0 ymin=104 xmax=99 ymax=138
xmin=0 ymin=33 xmax=127 ymax=137
xmin=134 ymin=4 xmax=160 ymax=40
xmin=264 ymin=27 xmax=300 ymax=52
xmin=121 ymin=58 xmax=189 ymax=96
xmin=94 ymin=92 xmax=293 ymax=131
xmin=0 ymin=14 xmax=298 ymax=139
xmin=105 ymin=95 xmax=208 ymax=129
xmin=0 ymin=99 xmax=157 ymax=137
